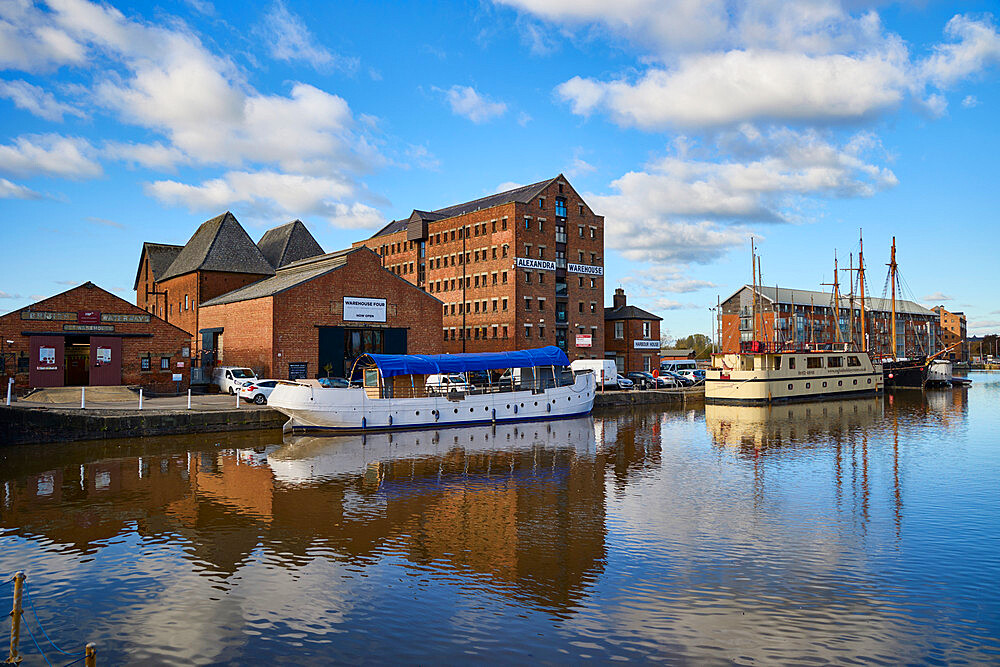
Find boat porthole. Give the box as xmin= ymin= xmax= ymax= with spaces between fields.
xmin=868 ymin=378 xmax=872 ymax=384
xmin=520 ymin=403 xmax=524 ymax=408
xmin=534 ymin=401 xmax=538 ymax=406
xmin=470 ymin=407 xmax=475 ymax=412
xmin=806 ymin=382 xmax=810 ymax=389
xmin=485 ymin=406 xmax=489 ymax=411
xmin=415 ymin=411 xmax=419 ymax=416
xmin=838 ymin=380 xmax=843 ymax=386
xmin=787 ymin=384 xmax=793 ymax=390
xmin=567 ymin=397 xmax=571 ymax=402
xmin=853 ymin=379 xmax=858 ymax=385
xmin=454 ymin=408 xmax=458 ymax=413
xmin=822 ymin=382 xmax=827 ymax=388
xmin=506 ymin=404 xmax=511 ymax=409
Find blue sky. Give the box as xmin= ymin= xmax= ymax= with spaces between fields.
xmin=1 ymin=0 xmax=998 ymax=339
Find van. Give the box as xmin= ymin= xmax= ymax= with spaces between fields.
xmin=570 ymin=359 xmax=620 ymax=388
xmin=660 ymin=359 xmax=699 ymax=374
xmin=213 ymin=366 xmax=258 ymax=394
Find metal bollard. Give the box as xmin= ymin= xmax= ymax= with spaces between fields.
xmin=236 ymin=389 xmax=240 ymax=408
xmin=5 ymin=379 xmax=11 ymax=406
xmin=187 ymin=388 xmax=191 ymax=410
xmin=85 ymin=642 xmax=97 ymax=667
xmin=81 ymin=386 xmax=86 ymax=410
xmin=6 ymin=571 xmax=25 ymax=664
xmin=138 ymin=388 xmax=143 ymax=410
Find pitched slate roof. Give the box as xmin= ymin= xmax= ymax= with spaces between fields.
xmin=132 ymin=242 xmax=183 ymax=290
xmin=605 ymin=304 xmax=663 ymax=321
xmin=257 ymin=219 xmax=325 ymax=269
xmin=199 ymin=247 xmax=358 ymax=307
xmin=369 ymin=176 xmax=559 ymax=239
xmin=728 ymin=285 xmax=935 ymax=316
xmin=159 ymin=212 xmax=275 ymax=282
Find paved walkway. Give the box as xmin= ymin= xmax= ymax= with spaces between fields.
xmin=9 ymin=393 xmax=271 ymax=413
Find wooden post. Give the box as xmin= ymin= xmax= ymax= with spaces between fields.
xmin=6 ymin=571 xmax=25 ymax=665
xmin=84 ymin=642 xmax=96 ymax=667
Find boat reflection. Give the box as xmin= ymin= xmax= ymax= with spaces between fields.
xmin=705 ymin=397 xmax=884 ymax=454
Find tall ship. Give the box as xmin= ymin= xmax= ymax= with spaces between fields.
xmin=266 ymin=346 xmax=596 ymax=433
xmin=706 ymin=239 xmax=884 ymax=404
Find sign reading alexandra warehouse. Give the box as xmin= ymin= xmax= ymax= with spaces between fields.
xmin=567 ymin=263 xmax=604 ymax=276
xmin=343 ymin=297 xmax=387 ymax=323
xmin=514 ymin=257 xmax=556 ymax=271
xmin=633 ymin=339 xmax=661 ymax=350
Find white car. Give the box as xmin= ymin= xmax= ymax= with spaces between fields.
xmin=239 ymin=379 xmax=279 ymax=405
xmin=425 ymin=373 xmax=474 ymax=395
xmin=615 ymin=376 xmax=634 ymax=390
xmin=213 ymin=366 xmax=258 ymax=395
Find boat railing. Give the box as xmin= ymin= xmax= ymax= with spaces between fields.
xmin=374 ymin=368 xmax=579 ymax=400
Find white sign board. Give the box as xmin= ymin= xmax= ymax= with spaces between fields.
xmin=633 ymin=339 xmax=661 ymax=350
xmin=567 ymin=263 xmax=604 ymax=276
xmin=575 ymin=334 xmax=593 ymax=348
xmin=344 ymin=297 xmax=387 ymax=323
xmin=172 ymin=373 xmax=183 ymax=382
xmin=514 ymin=257 xmax=556 ymax=271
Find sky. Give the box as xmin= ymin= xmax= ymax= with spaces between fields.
xmin=1 ymin=0 xmax=998 ymax=340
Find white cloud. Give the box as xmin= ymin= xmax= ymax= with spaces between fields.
xmin=922 ymin=291 xmax=953 ymax=302
xmin=0 ymin=290 xmax=23 ymax=299
xmin=0 ymin=79 xmax=85 ymax=121
xmin=0 ymin=0 xmax=87 ymax=71
xmin=565 ymin=154 xmax=596 ymax=178
xmin=557 ymin=46 xmax=910 ymax=130
xmin=403 ymin=144 xmax=440 ymax=171
xmin=438 ymin=85 xmax=507 ymax=123
xmin=962 ymin=94 xmax=979 ymax=108
xmin=0 ymin=177 xmax=41 ymax=199
xmin=968 ymin=320 xmax=1000 ymax=333
xmin=517 ymin=111 xmax=532 ymax=126
xmin=102 ymin=141 xmax=190 ymax=170
xmin=146 ymin=170 xmax=380 ymax=229
xmin=0 ymin=134 xmax=101 ymax=178
xmin=920 ymin=14 xmax=1000 ymax=89
xmin=86 ymin=216 xmax=125 ymax=229
xmin=492 ymin=181 xmax=524 ymax=194
xmin=257 ymin=1 xmax=358 ymax=73
xmin=921 ymin=93 xmax=948 ymax=118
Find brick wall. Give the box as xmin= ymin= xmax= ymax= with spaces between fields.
xmin=198 ymin=249 xmax=443 ymax=379
xmin=605 ymin=317 xmax=661 ymax=373
xmin=1 ymin=282 xmax=191 ymax=392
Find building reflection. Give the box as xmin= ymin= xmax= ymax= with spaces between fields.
xmin=0 ymin=413 xmax=664 ymax=612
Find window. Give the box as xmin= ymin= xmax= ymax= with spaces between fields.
xmin=578 ymin=302 xmax=584 ymax=313
xmin=525 ymin=218 xmax=531 ymax=230
xmin=474 ymin=225 xmax=479 ymax=236
xmin=538 ymin=198 xmax=544 ymax=210
xmin=443 ymin=329 xmax=448 ymax=340
xmin=502 ymin=271 xmax=508 ymax=284
xmin=538 ymin=247 xmax=545 ymax=259
xmin=578 ymin=225 xmax=584 ymax=238
xmin=492 ymin=272 xmax=498 ymax=285
xmin=474 ymin=301 xmax=480 ymax=313
xmin=555 ymin=197 xmax=567 ymax=217
xmin=538 ymin=273 xmax=545 ymax=284
xmin=492 ymin=298 xmax=498 ymax=312
xmin=537 ymin=298 xmax=546 ymax=310
xmin=474 ymin=328 xmax=479 ymax=339
xmin=502 ymin=217 xmax=507 ymax=230
xmin=492 ymin=325 xmax=498 ymax=338
xmin=451 ymin=304 xmax=456 ymax=315
xmin=590 ymin=252 xmax=597 ymax=263
xmin=160 ymin=357 xmax=170 ymax=370
xmin=558 ymin=183 xmax=564 ymax=193
xmin=502 ymin=298 xmax=508 ymax=311
xmin=590 ymin=302 xmax=596 ymax=314
xmin=539 ymin=326 xmax=546 ymax=339
xmin=642 ymin=321 xmax=651 ymax=338
xmin=538 ymin=220 xmax=544 ymax=232
xmin=590 ymin=227 xmax=596 ymax=239
xmin=525 ymin=297 xmax=532 ymax=311
xmin=524 ymin=243 xmax=532 ymax=256
xmin=185 ymin=294 xmax=189 ymax=310
xmin=492 ymin=220 xmax=497 ymax=233
xmin=847 ymin=356 xmax=862 ymax=367
xmin=474 ymin=275 xmax=480 ymax=287
xmin=492 ymin=247 xmax=497 ymax=259
xmin=789 ymin=357 xmax=796 ymax=369
xmin=807 ymin=357 xmax=823 ymax=369
xmin=502 ymin=245 xmax=508 ymax=258
xmin=827 ymin=356 xmax=843 ymax=368
xmin=525 ymin=325 xmax=532 ymax=338
xmin=774 ymin=356 xmax=782 ymax=370
xmin=590 ymin=278 xmax=596 ymax=288
xmin=578 ymin=276 xmax=584 ymax=287
xmin=579 ymin=204 xmax=585 ymax=216
xmin=503 ymin=325 xmax=508 ymax=338
xmin=578 ymin=251 xmax=584 ymax=262
xmin=525 ymin=271 xmax=532 ymax=284
xmin=140 ymin=356 xmax=151 ymax=371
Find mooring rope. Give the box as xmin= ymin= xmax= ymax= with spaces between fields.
xmin=24 ymin=584 xmax=86 ymax=657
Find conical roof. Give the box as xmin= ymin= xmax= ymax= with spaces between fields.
xmin=159 ymin=212 xmax=275 ymax=281
xmin=257 ymin=219 xmax=324 ymax=269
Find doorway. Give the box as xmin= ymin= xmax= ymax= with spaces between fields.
xmin=65 ymin=335 xmax=90 ymax=386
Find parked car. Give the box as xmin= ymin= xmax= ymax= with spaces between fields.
xmin=680 ymin=369 xmax=706 ymax=384
xmin=626 ymin=371 xmax=657 ymax=389
xmin=318 ymin=376 xmax=351 ymax=388
xmin=662 ymin=370 xmax=694 ymax=387
xmin=213 ymin=366 xmax=258 ymax=395
xmin=615 ymin=376 xmax=635 ymax=390
xmin=239 ymin=379 xmax=279 ymax=404
xmin=654 ymin=373 xmax=681 ymax=388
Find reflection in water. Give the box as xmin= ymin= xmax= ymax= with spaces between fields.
xmin=1 ymin=381 xmax=998 ymax=664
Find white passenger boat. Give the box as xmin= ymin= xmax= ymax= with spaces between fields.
xmin=705 ymin=342 xmax=883 ymax=404
xmin=925 ymin=359 xmax=954 ymax=387
xmin=266 ymin=346 xmax=596 ymax=433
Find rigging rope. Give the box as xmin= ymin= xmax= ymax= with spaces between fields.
xmin=24 ymin=584 xmax=86 ymax=657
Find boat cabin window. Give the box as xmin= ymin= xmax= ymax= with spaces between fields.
xmin=742 ymin=356 xmax=755 ymax=371
xmin=773 ymin=356 xmax=782 ymax=370
xmin=364 ymin=369 xmax=379 ymax=387
xmin=847 ymin=356 xmax=862 ymax=367
xmin=827 ymin=356 xmax=843 ymax=368
xmin=788 ymin=357 xmax=795 ymax=370
xmin=807 ymin=357 xmax=823 ymax=369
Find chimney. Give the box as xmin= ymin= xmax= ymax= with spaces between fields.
xmin=613 ymin=287 xmax=626 ymax=309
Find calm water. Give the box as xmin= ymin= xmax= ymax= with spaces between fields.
xmin=2 ymin=373 xmax=1000 ymax=664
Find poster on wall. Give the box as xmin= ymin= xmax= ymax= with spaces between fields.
xmin=575 ymin=334 xmax=593 ymax=348
xmin=288 ymin=362 xmax=308 ymax=380
xmin=38 ymin=347 xmax=55 ymax=365
xmin=343 ymin=297 xmax=387 ymax=323
xmin=96 ymin=347 xmax=112 ymax=364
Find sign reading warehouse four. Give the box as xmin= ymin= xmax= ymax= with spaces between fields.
xmin=343 ymin=297 xmax=387 ymax=323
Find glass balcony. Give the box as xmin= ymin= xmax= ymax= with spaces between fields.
xmin=555 ymin=311 xmax=568 ymax=323
xmin=555 ymin=232 xmax=567 ymax=243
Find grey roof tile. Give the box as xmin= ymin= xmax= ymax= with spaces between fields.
xmin=159 ymin=212 xmax=275 ymax=281
xmin=257 ymin=219 xmax=324 ymax=268
xmin=605 ymin=305 xmax=663 ymax=321
xmin=132 ymin=242 xmax=183 ymax=290
xmin=742 ymin=285 xmax=934 ymax=316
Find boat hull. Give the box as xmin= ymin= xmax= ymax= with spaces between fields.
xmin=925 ymin=359 xmax=954 ymax=386
xmin=883 ymin=358 xmax=927 ymax=388
xmin=267 ymin=373 xmax=597 ymax=433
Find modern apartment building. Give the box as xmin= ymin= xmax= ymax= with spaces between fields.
xmin=932 ymin=305 xmax=967 ymax=362
xmin=352 ymin=175 xmax=605 ymax=361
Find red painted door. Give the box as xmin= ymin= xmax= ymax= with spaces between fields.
xmin=29 ymin=336 xmax=64 ymax=388
xmin=90 ymin=337 xmax=122 ymax=386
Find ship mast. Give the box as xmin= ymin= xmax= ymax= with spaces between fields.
xmin=889 ymin=236 xmax=898 ymax=361
xmin=821 ymin=252 xmax=843 ymax=345
xmin=751 ymin=238 xmax=757 ymax=342
xmin=859 ymin=230 xmax=867 ymax=353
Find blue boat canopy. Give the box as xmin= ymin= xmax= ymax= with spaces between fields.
xmin=352 ymin=346 xmax=570 ymax=379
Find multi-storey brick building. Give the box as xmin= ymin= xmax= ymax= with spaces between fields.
xmin=720 ymin=285 xmax=942 ymax=357
xmin=198 ymin=247 xmax=443 ymax=379
xmin=932 ymin=305 xmax=967 ymax=362
xmin=603 ymin=288 xmax=662 ymax=373
xmin=352 ymin=175 xmax=605 ymax=361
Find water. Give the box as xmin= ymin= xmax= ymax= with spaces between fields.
xmin=2 ymin=373 xmax=999 ymax=664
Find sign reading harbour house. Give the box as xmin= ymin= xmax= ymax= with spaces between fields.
xmin=343 ymin=297 xmax=387 ymax=323
xmin=633 ymin=339 xmax=661 ymax=350
xmin=567 ymin=263 xmax=604 ymax=276
xmin=514 ymin=257 xmax=557 ymax=271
